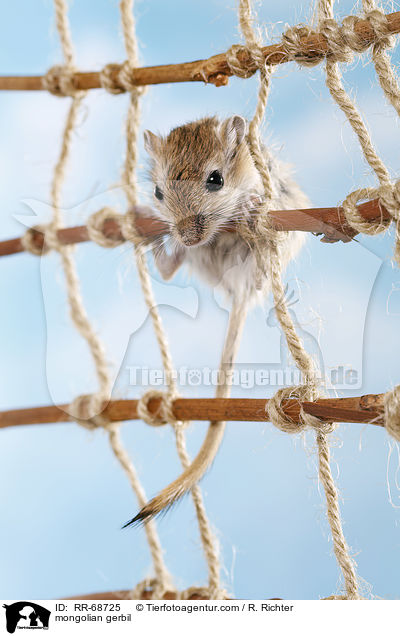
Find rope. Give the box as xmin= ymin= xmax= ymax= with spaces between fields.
xmin=228 ymin=2 xmax=400 ymax=275
xmin=44 ymin=0 xmax=174 ymax=600
xmin=20 ymin=225 xmax=52 ymax=256
xmin=234 ymin=0 xmax=360 ymax=600
xmin=116 ymin=0 xmax=225 ymax=599
xmin=317 ymin=0 xmax=400 ymax=438
xmin=23 ymin=0 xmax=400 ymax=600
xmin=86 ymin=208 xmax=126 ymax=248
xmin=41 ymin=1 xmax=80 ymax=97
xmin=384 ymin=385 xmax=400 ymax=441
xmin=24 ymin=6 xmax=398 ymax=96
xmin=136 ymin=389 xmax=176 ymax=427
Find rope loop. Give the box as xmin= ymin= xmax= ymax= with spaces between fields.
xmin=268 ymin=385 xmax=336 ymax=435
xmin=118 ymin=60 xmax=138 ymax=92
xmin=282 ymin=15 xmax=391 ymax=67
xmin=118 ymin=60 xmax=148 ymax=95
xmin=300 ymin=406 xmax=336 ymax=436
xmin=226 ymin=43 xmax=262 ymax=78
xmin=129 ymin=577 xmax=175 ymax=600
xmin=120 ymin=208 xmax=142 ymax=245
xmin=21 ymin=225 xmax=52 ymax=256
xmin=282 ymin=24 xmax=324 ymax=67
xmin=342 ymin=187 xmax=389 ymax=236
xmin=342 ymin=183 xmax=400 ymax=265
xmin=137 ymin=389 xmax=177 ymax=427
xmin=383 ymin=385 xmax=400 ymax=442
xmin=41 ymin=223 xmax=66 ymax=252
xmin=376 ymin=180 xmax=400 ymax=222
xmin=268 ymin=386 xmax=308 ymax=434
xmin=42 ymin=64 xmax=82 ymax=97
xmin=340 ymin=15 xmax=370 ymax=54
xmin=320 ymin=18 xmax=353 ymax=64
xmin=99 ymin=61 xmax=149 ymax=95
xmin=69 ymin=393 xmax=113 ymax=431
xmin=86 ymin=207 xmax=125 ymax=248
xmin=99 ymin=63 xmax=127 ymax=94
xmin=365 ymin=8 xmax=394 ymax=50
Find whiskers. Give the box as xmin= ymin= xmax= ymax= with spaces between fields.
xmin=202 ymin=195 xmax=266 ymax=237
xmin=151 ymin=234 xmax=177 ymax=260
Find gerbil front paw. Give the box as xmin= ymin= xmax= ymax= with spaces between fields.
xmin=153 ymin=243 xmax=186 ymax=280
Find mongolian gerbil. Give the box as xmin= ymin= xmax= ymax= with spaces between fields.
xmin=126 ymin=115 xmax=308 ymax=525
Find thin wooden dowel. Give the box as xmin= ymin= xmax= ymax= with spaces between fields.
xmin=63 ymin=589 xmax=282 ymax=600
xmin=64 ymin=589 xmax=217 ymax=600
xmin=1 ymin=196 xmax=390 ymax=257
xmin=1 ymin=11 xmax=400 ymax=90
xmin=0 ymin=394 xmax=384 ymax=429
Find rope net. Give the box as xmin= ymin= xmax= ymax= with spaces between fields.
xmin=41 ymin=0 xmax=224 ymax=601
xmin=9 ymin=0 xmax=400 ymax=599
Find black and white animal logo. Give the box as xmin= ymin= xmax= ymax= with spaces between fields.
xmin=3 ymin=602 xmax=50 ymax=633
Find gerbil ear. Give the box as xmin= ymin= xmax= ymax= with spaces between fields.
xmin=143 ymin=130 xmax=161 ymax=157
xmin=219 ymin=115 xmax=247 ymax=156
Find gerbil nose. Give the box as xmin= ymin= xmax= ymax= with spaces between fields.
xmin=177 ymin=214 xmax=206 ymax=246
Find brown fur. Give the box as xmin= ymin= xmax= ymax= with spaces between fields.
xmin=125 ymin=116 xmax=308 ymax=526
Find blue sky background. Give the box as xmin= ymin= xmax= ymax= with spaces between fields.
xmin=0 ymin=0 xmax=399 ymax=601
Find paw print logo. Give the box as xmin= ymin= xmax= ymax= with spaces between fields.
xmin=187 ymin=369 xmax=202 ymax=386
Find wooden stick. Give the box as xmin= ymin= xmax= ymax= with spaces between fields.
xmin=1 ymin=11 xmax=400 ymax=90
xmin=1 ymin=196 xmax=390 ymax=258
xmin=63 ymin=589 xmax=282 ymax=600
xmin=64 ymin=589 xmax=219 ymax=600
xmin=0 ymin=394 xmax=384 ymax=429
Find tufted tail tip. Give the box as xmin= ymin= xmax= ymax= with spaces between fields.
xmin=122 ymin=506 xmax=155 ymax=528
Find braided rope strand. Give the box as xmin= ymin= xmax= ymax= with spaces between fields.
xmin=118 ymin=0 xmax=224 ymax=598
xmin=236 ymin=0 xmax=360 ymax=600
xmin=46 ymin=0 xmax=173 ymax=599
xmin=318 ymin=0 xmax=400 ymax=437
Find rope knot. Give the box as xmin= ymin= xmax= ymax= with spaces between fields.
xmin=86 ymin=208 xmax=125 ymax=248
xmin=377 ymin=182 xmax=400 ymax=265
xmin=282 ymin=25 xmax=324 ymax=67
xmin=42 ymin=65 xmax=82 ymax=97
xmin=129 ymin=577 xmax=175 ymax=600
xmin=120 ymin=208 xmax=142 ymax=244
xmin=99 ymin=63 xmax=127 ymax=94
xmin=268 ymin=386 xmax=308 ymax=434
xmin=365 ymin=9 xmax=394 ymax=50
xmin=137 ymin=389 xmax=177 ymax=427
xmin=99 ymin=61 xmax=149 ymax=95
xmin=268 ymin=385 xmax=335 ymax=435
xmin=319 ymin=18 xmax=354 ymax=64
xmin=342 ymin=186 xmax=391 ymax=236
xmin=340 ymin=15 xmax=370 ymax=54
xmin=69 ymin=393 xmax=112 ymax=431
xmin=118 ymin=60 xmax=139 ymax=92
xmin=226 ymin=43 xmax=264 ymax=78
xmin=377 ymin=181 xmax=400 ymax=220
xmin=384 ymin=385 xmax=400 ymax=442
xmin=342 ymin=182 xmax=400 ymax=266
xmin=21 ymin=225 xmax=52 ymax=256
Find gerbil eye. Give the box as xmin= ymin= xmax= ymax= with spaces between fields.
xmin=154 ymin=185 xmax=164 ymax=201
xmin=206 ymin=170 xmax=224 ymax=192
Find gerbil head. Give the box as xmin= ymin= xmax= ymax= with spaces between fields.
xmin=144 ymin=115 xmax=263 ymax=247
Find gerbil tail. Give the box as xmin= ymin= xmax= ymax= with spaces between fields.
xmin=125 ymin=293 xmax=249 ymax=525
